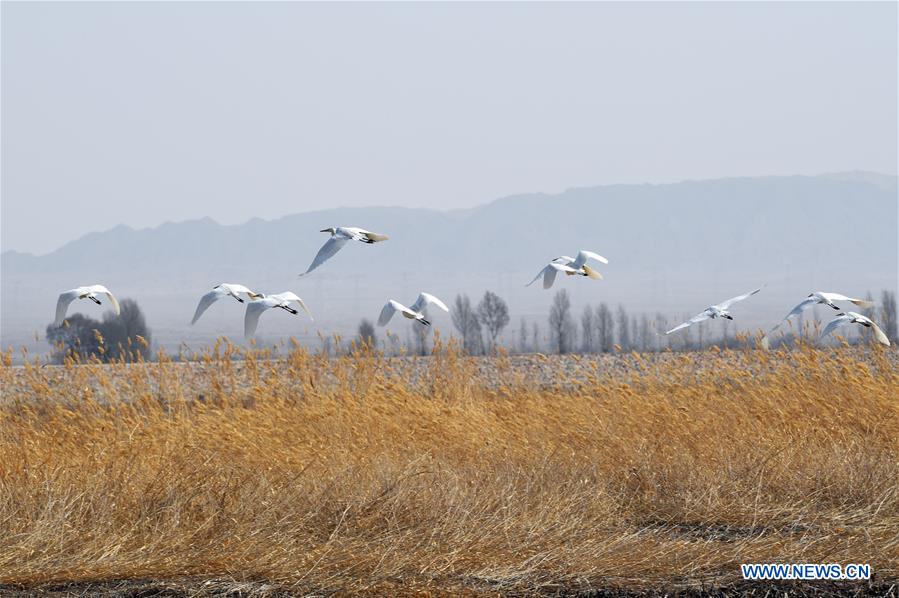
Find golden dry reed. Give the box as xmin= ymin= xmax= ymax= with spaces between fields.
xmin=0 ymin=340 xmax=897 ymax=594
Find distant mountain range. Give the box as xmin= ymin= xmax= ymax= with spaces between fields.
xmin=2 ymin=172 xmax=896 ymax=353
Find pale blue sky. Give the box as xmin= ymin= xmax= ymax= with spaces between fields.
xmin=2 ymin=1 xmax=896 ymax=255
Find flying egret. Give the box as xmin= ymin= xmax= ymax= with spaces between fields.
xmin=191 ymin=283 xmax=262 ymax=325
xmin=761 ymin=292 xmax=875 ymax=348
xmin=378 ymin=292 xmax=449 ymax=327
xmin=54 ymin=285 xmax=120 ymax=327
xmin=244 ymin=292 xmax=313 ymax=338
xmin=526 ymin=250 xmax=609 ymax=289
xmin=300 ymin=227 xmax=389 ymax=276
xmin=820 ymin=311 xmax=890 ymax=346
xmin=666 ymin=287 xmax=762 ymax=335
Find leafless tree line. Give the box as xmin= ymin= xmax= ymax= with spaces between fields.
xmin=358 ymin=288 xmax=899 ymax=356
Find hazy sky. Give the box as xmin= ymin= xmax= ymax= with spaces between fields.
xmin=2 ymin=2 xmax=896 ymax=255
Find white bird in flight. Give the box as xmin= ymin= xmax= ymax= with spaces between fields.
xmin=526 ymin=250 xmax=609 ymax=289
xmin=54 ymin=285 xmax=120 ymax=327
xmin=821 ymin=311 xmax=890 ymax=346
xmin=191 ymin=283 xmax=262 ymax=325
xmin=761 ymin=292 xmax=875 ymax=348
xmin=300 ymin=227 xmax=389 ymax=276
xmin=378 ymin=292 xmax=449 ymax=327
xmin=666 ymin=287 xmax=762 ymax=335
xmin=244 ymin=292 xmax=314 ymax=338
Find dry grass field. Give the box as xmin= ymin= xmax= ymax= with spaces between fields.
xmin=0 ymin=340 xmax=897 ymax=596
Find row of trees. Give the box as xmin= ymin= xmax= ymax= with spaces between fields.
xmin=354 ymin=291 xmax=511 ymax=356
xmin=358 ymin=288 xmax=899 ymax=355
xmin=43 ymin=289 xmax=898 ymax=362
xmin=542 ymin=289 xmax=715 ymax=353
xmin=352 ymin=291 xmax=512 ymax=356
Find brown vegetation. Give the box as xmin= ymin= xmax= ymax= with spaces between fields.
xmin=0 ymin=341 xmax=897 ymax=595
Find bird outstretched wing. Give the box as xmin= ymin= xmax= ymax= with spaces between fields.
xmin=191 ymin=290 xmax=222 ymax=325
xmin=54 ymin=289 xmax=81 ymax=327
xmin=666 ymin=311 xmax=711 ymax=335
xmin=870 ymin=321 xmax=891 ymax=346
xmin=244 ymin=298 xmax=277 ymax=338
xmin=716 ymin=287 xmax=762 ymax=310
xmin=571 ymin=250 xmax=609 ymax=269
xmin=301 ymin=236 xmax=349 ymax=276
xmin=525 ymin=265 xmax=550 ymax=288
xmin=851 ymin=314 xmax=891 ymax=346
xmin=767 ymin=296 xmax=818 ymax=336
xmin=781 ymin=296 xmax=818 ymax=322
xmin=292 ymin=297 xmax=313 ymax=320
xmin=527 ymin=262 xmax=576 ymax=289
xmin=410 ymin=292 xmax=449 ymax=314
xmin=820 ymin=314 xmax=852 ymax=340
xmin=378 ymin=300 xmax=404 ymax=326
xmin=762 ymin=297 xmax=818 ymax=349
xmin=542 ymin=265 xmax=559 ymax=289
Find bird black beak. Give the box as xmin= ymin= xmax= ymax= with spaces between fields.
xmin=90 ymin=297 xmax=102 ymax=305
xmin=237 ymin=297 xmax=245 ymax=303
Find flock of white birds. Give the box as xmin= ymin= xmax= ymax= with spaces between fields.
xmin=54 ymin=226 xmax=891 ymax=347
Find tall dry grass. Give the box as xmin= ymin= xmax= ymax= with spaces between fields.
xmin=0 ymin=341 xmax=897 ymax=594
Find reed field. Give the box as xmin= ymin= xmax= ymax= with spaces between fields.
xmin=0 ymin=340 xmax=897 ymax=596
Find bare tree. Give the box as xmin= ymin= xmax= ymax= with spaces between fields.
xmin=721 ymin=316 xmax=730 ymax=348
xmin=680 ymin=314 xmax=694 ymax=351
xmin=861 ymin=291 xmax=876 ymax=319
xmin=548 ymin=289 xmax=576 ymax=354
xmin=451 ymin=294 xmax=484 ymax=354
xmin=412 ymin=320 xmax=430 ymax=356
xmin=357 ymin=319 xmax=377 ymax=348
xmin=654 ymin=313 xmax=667 ymax=351
xmin=639 ymin=314 xmax=652 ymax=352
xmin=518 ymin=317 xmax=528 ymax=353
xmin=477 ymin=291 xmax=510 ymax=351
xmin=881 ymin=289 xmax=898 ymax=344
xmin=630 ymin=315 xmax=639 ymax=351
xmin=616 ymin=305 xmax=631 ymax=351
xmin=319 ymin=334 xmax=333 ymax=356
xmin=386 ymin=331 xmax=402 ymax=356
xmin=581 ymin=305 xmax=595 ymax=353
xmin=532 ymin=322 xmax=541 ymax=353
xmin=859 ymin=291 xmax=876 ymax=343
xmin=595 ymin=303 xmax=614 ymax=352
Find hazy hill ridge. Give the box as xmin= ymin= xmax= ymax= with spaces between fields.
xmin=2 ymin=174 xmax=896 ymax=350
